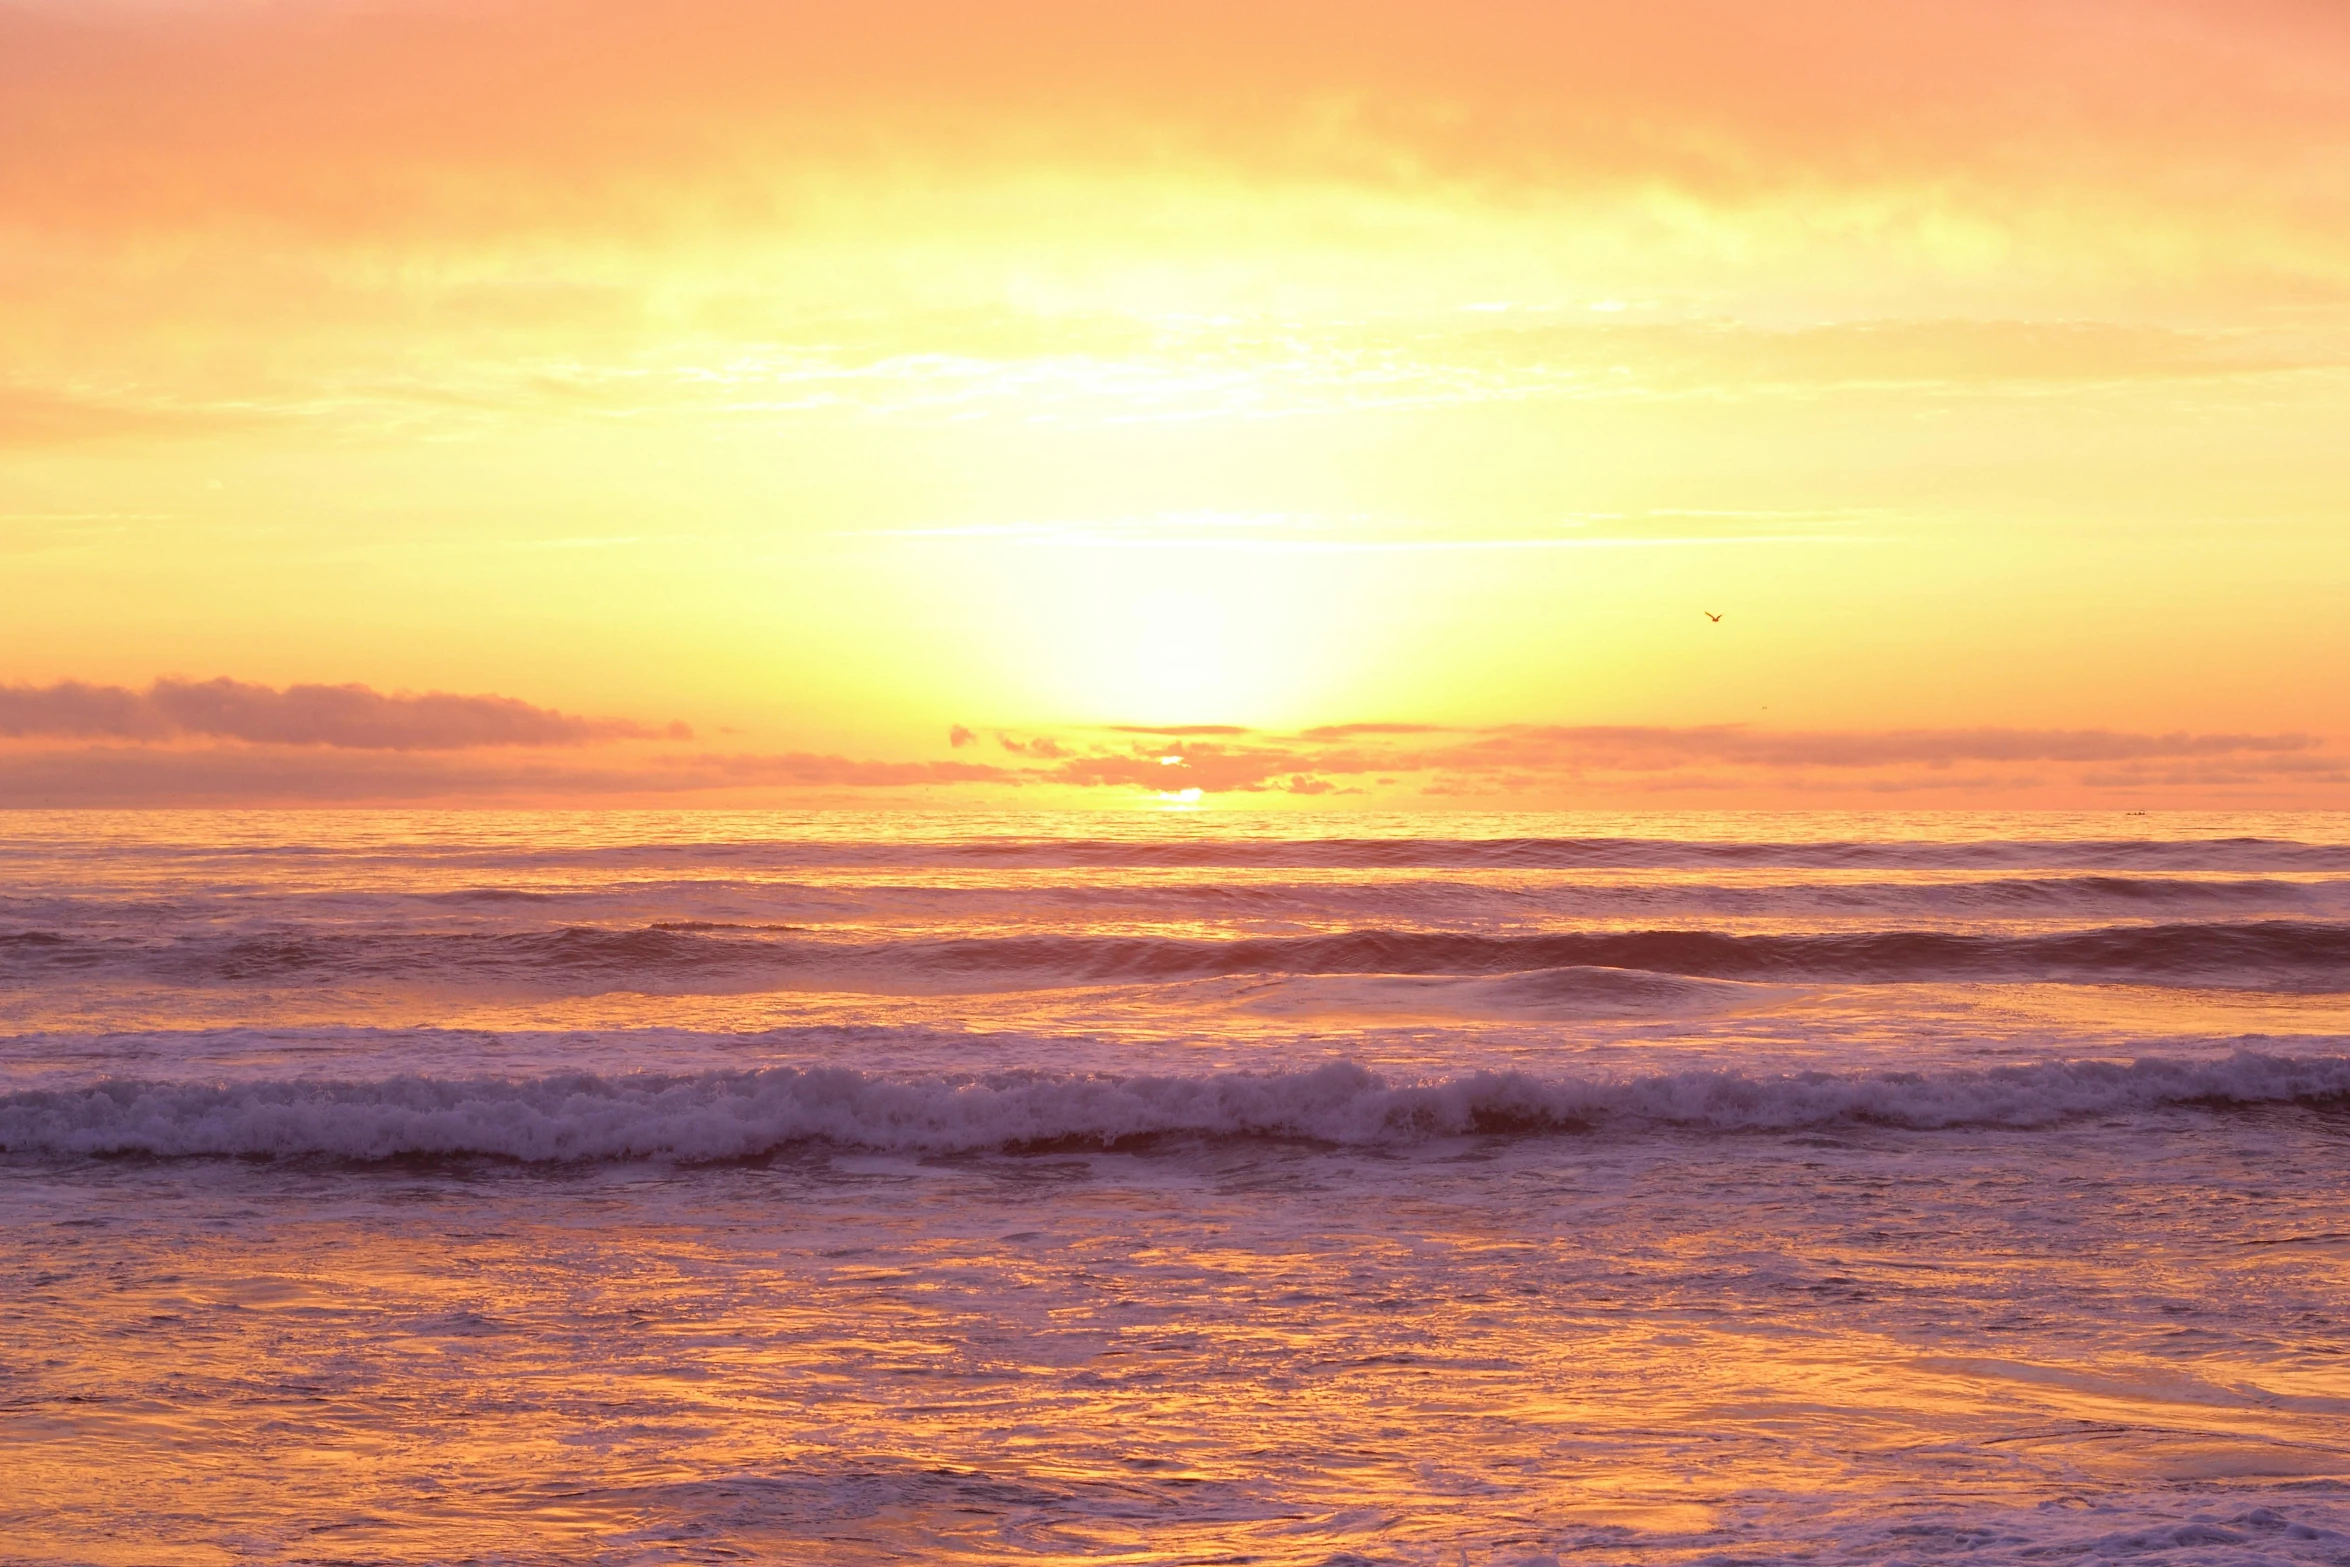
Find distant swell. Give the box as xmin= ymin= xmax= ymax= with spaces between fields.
xmin=867 ymin=922 xmax=2350 ymax=991
xmin=9 ymin=919 xmax=2344 ymax=992
xmin=7 ymin=1054 xmax=2349 ymax=1162
xmin=490 ymin=836 xmax=2350 ymax=872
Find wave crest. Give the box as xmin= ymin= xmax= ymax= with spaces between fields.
xmin=6 ymin=1053 xmax=2349 ymax=1163
xmin=10 ymin=919 xmax=2349 ymax=993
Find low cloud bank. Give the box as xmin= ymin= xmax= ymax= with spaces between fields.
xmin=1012 ymin=722 xmax=2345 ymax=804
xmin=0 ymin=746 xmax=1014 ymax=807
xmin=0 ymin=675 xmax=2338 ymax=805
xmin=0 ymin=677 xmax=687 ymax=750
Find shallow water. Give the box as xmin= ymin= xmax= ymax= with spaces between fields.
xmin=4 ymin=811 xmax=2350 ymax=1564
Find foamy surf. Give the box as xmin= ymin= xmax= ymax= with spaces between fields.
xmin=13 ymin=813 xmax=2350 ymax=1564
xmin=9 ymin=1051 xmax=2349 ymax=1162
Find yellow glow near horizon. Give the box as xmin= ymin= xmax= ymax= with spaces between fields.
xmin=2 ymin=0 xmax=2348 ymax=806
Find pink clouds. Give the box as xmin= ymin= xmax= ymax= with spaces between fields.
xmin=0 ymin=678 xmax=686 ymax=749
xmin=0 ymin=386 xmax=258 ymax=448
xmin=0 ymin=674 xmax=2338 ymax=806
xmin=0 ymin=747 xmax=1014 ymax=808
xmin=0 ymin=717 xmax=2336 ymax=806
xmin=1012 ymin=723 xmax=2345 ymax=804
xmin=1416 ymin=725 xmax=2326 ymax=772
xmin=0 ymin=674 xmax=1024 ymax=805
xmin=3 ymin=0 xmax=2345 ymax=262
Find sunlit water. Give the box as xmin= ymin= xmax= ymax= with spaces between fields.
xmin=4 ymin=811 xmax=2350 ymax=1565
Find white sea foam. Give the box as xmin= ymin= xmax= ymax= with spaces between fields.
xmin=7 ymin=1052 xmax=2348 ymax=1162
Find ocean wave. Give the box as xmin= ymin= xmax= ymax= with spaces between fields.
xmin=7 ymin=1052 xmax=2348 ymax=1162
xmin=9 ymin=919 xmax=2345 ymax=993
xmin=874 ymin=921 xmax=2350 ymax=990
xmin=1205 ymin=964 xmax=1769 ymax=1019
xmin=532 ymin=834 xmax=2350 ymax=871
xmin=20 ymin=833 xmax=2350 ymax=875
xmin=13 ymin=871 xmax=2343 ymax=934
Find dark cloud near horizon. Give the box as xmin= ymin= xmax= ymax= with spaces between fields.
xmin=0 ymin=677 xmax=688 ymax=750
xmin=1434 ymin=724 xmax=2325 ymax=770
xmin=0 ymin=745 xmax=1014 ymax=807
xmin=1042 ymin=723 xmax=2339 ymax=797
xmin=0 ymin=714 xmax=2336 ymax=806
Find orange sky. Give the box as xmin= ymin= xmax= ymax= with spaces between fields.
xmin=3 ymin=0 xmax=2347 ymax=807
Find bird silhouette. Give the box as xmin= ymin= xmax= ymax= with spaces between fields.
xmin=1703 ymin=611 xmax=1723 ymax=622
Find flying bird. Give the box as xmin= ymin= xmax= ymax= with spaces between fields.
xmin=1704 ymin=611 xmax=1723 ymax=622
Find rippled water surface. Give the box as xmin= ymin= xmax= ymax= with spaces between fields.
xmin=5 ymin=810 xmax=2350 ymax=1564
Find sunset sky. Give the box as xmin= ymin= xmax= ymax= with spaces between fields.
xmin=4 ymin=0 xmax=2347 ymax=807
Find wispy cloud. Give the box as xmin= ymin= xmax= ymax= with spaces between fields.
xmin=8 ymin=0 xmax=2347 ymax=266
xmin=850 ymin=509 xmax=1880 ymax=554
xmin=0 ymin=386 xmax=264 ymax=448
xmin=6 ymin=0 xmax=2347 ymax=452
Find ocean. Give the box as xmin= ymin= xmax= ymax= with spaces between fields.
xmin=3 ymin=810 xmax=2349 ymax=1565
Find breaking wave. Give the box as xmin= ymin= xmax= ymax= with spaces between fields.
xmin=7 ymin=1052 xmax=2349 ymax=1163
